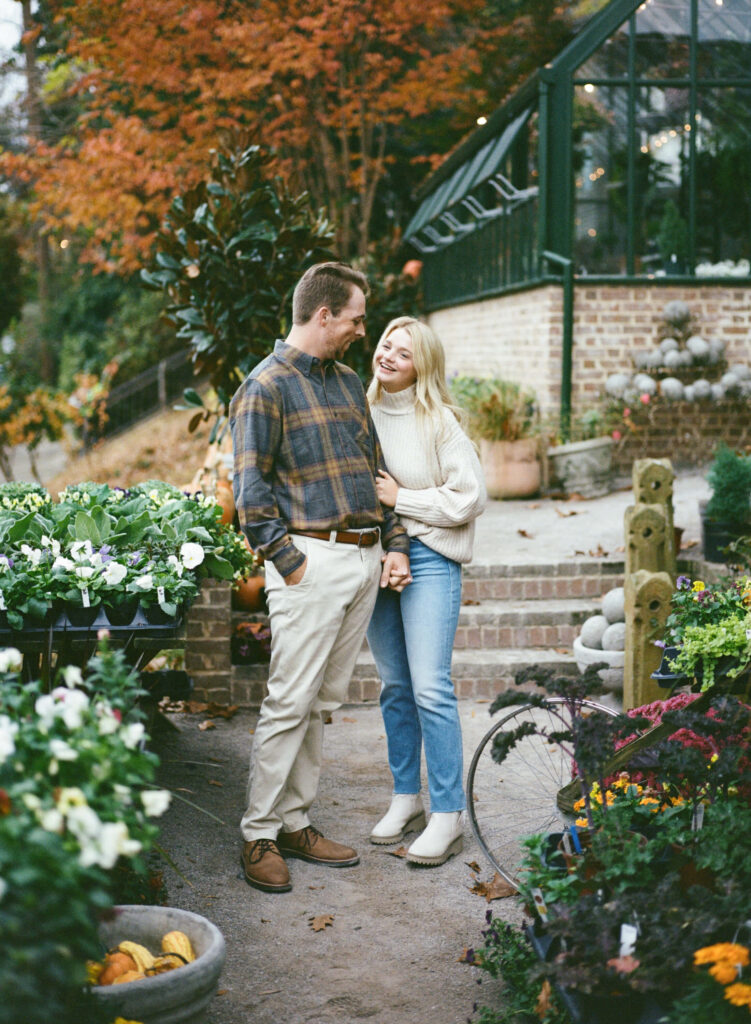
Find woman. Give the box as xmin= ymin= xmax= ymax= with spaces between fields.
xmin=366 ymin=316 xmax=487 ymax=866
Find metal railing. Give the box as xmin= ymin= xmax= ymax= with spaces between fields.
xmin=100 ymin=350 xmax=197 ymax=439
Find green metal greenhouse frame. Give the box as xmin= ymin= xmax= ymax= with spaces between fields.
xmin=404 ymin=0 xmax=751 ymax=432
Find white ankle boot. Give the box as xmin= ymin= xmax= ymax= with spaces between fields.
xmin=369 ymin=793 xmax=426 ymax=845
xmin=406 ymin=811 xmax=464 ymax=865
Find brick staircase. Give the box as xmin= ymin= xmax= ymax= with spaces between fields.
xmin=226 ymin=558 xmax=629 ymax=707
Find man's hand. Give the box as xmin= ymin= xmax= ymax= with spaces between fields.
xmin=376 ymin=470 xmax=399 ymax=509
xmin=380 ymin=551 xmax=411 ymax=591
xmin=284 ymin=558 xmax=308 ymax=586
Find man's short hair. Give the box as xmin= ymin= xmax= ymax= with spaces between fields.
xmin=292 ymin=262 xmax=370 ymax=325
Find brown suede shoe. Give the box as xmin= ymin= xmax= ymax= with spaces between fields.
xmin=241 ymin=838 xmax=292 ymax=892
xmin=277 ymin=825 xmax=360 ymax=867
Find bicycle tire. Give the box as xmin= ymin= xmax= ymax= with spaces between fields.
xmin=466 ymin=696 xmax=619 ymax=888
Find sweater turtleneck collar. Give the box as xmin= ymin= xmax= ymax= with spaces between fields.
xmin=376 ymin=383 xmax=417 ymax=414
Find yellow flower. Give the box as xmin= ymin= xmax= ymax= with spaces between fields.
xmin=692 ymin=580 xmax=706 ymax=592
xmin=725 ymin=982 xmax=751 ymax=1008
xmin=575 ymin=816 xmax=588 ymax=828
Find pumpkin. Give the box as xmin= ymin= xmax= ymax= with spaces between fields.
xmin=214 ymin=479 xmax=235 ymax=525
xmin=98 ymin=951 xmax=138 ymax=986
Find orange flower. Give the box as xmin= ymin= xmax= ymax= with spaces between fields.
xmin=725 ymin=982 xmax=751 ymax=1008
xmin=710 ymin=961 xmax=741 ymax=985
xmin=694 ymin=943 xmax=750 ymax=967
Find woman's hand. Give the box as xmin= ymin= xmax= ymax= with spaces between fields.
xmin=376 ymin=469 xmax=399 ymax=508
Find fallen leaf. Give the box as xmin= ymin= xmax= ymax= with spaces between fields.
xmin=554 ymin=647 xmax=570 ymax=654
xmin=555 ymin=507 xmax=579 ymax=517
xmin=465 ymin=860 xmax=482 ymax=873
xmin=588 ymin=545 xmax=608 ymax=557
xmin=458 ymin=947 xmax=477 ymax=964
xmin=216 ymin=989 xmax=228 ymax=996
xmin=535 ymin=980 xmax=554 ymax=1018
xmin=259 ymin=988 xmax=281 ymax=995
xmin=462 ymin=598 xmax=481 ymax=605
xmin=309 ymin=914 xmax=334 ymax=932
xmin=208 ymin=779 xmax=223 ymax=787
xmin=386 ymin=846 xmax=409 ymax=858
xmin=574 ymin=549 xmax=586 ymax=555
xmin=518 ymin=529 xmax=533 ymax=539
xmin=340 ymin=716 xmax=357 ymax=723
xmin=607 ymin=954 xmax=640 ymax=974
xmin=469 ymin=872 xmax=516 ymax=901
xmin=527 ymin=502 xmax=541 ymax=509
xmin=198 ymin=720 xmax=216 ymax=731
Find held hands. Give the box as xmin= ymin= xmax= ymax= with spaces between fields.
xmin=376 ymin=470 xmax=399 ymax=508
xmin=380 ymin=551 xmax=412 ymax=591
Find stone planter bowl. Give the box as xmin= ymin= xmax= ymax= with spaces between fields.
xmin=91 ymin=904 xmax=225 ymax=1024
xmin=573 ymin=635 xmax=624 ymax=692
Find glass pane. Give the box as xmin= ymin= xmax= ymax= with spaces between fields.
xmin=635 ymin=86 xmax=691 ymax=274
xmin=572 ymin=86 xmax=629 ymax=275
xmin=577 ymin=24 xmax=630 ymax=81
xmin=698 ymin=0 xmax=751 ymax=80
xmin=634 ymin=0 xmax=690 ymax=79
xmin=695 ymin=86 xmax=751 ymax=272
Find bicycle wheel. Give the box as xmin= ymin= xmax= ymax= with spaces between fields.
xmin=466 ymin=697 xmax=619 ymax=887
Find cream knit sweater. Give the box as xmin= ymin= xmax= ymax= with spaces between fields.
xmin=370 ymin=385 xmax=487 ymax=564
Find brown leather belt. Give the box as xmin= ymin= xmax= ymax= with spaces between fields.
xmin=292 ymin=528 xmax=380 ymax=548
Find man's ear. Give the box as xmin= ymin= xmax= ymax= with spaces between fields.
xmin=316 ymin=306 xmax=331 ymax=327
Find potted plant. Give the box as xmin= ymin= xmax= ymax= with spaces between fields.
xmin=700 ymin=444 xmax=751 ymax=562
xmin=450 ymin=375 xmax=540 ymax=499
xmin=546 ymin=406 xmax=615 ymax=498
xmin=657 ymin=199 xmax=689 ymax=275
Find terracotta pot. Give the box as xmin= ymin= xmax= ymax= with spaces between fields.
xmin=480 ymin=438 xmax=540 ymax=499
xmin=232 ymin=575 xmax=266 ymax=612
xmin=214 ymin=480 xmax=235 ymax=525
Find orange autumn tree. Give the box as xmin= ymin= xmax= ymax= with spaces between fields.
xmin=4 ymin=0 xmax=549 ymax=272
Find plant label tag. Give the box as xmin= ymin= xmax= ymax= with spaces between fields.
xmin=531 ymin=887 xmax=549 ymax=923
xmin=0 ymin=593 xmax=6 ymax=610
xmin=619 ymin=923 xmax=638 ymax=957
xmin=692 ymin=804 xmax=705 ymax=831
xmin=561 ymin=831 xmax=573 ymax=856
xmin=82 ymin=587 xmax=90 ymax=608
xmin=157 ymin=586 xmax=166 ymax=605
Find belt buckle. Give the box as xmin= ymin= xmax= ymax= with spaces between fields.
xmin=358 ymin=528 xmax=378 ymax=549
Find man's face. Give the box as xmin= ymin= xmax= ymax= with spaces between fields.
xmin=322 ymin=287 xmax=366 ymax=360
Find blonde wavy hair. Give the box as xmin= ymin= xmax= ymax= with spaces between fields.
xmin=367 ymin=316 xmax=468 ymax=438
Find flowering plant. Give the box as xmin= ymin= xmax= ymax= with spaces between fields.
xmin=659 ymin=575 xmax=751 ymax=689
xmin=664 ymin=943 xmax=751 ymax=1022
xmin=0 ymin=639 xmax=171 ymax=1023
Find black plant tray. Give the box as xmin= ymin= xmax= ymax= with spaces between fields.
xmin=0 ymin=604 xmax=184 ymax=642
xmin=524 ymin=924 xmax=666 ymax=1024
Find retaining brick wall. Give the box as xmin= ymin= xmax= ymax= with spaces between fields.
xmin=428 ymin=281 xmax=751 ymax=422
xmin=184 ymin=579 xmax=232 ymax=703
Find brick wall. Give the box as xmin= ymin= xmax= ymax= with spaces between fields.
xmin=184 ymin=580 xmax=232 ymax=703
xmin=428 ymin=282 xmax=751 ymax=420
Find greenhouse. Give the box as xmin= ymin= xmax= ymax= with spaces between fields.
xmin=406 ymin=0 xmax=751 ymax=429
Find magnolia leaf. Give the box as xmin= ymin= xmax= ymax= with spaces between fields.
xmin=386 ymin=846 xmax=409 ymax=859
xmin=188 ymin=411 xmax=204 ymax=433
xmin=308 ymin=914 xmax=334 ymax=932
xmin=182 ymin=388 xmax=205 ymax=409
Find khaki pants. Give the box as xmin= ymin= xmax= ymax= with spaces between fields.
xmin=241 ymin=534 xmax=383 ymax=841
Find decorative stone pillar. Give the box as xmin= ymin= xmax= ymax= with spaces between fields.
xmin=623 ymin=570 xmax=674 ymax=711
xmin=625 ymin=505 xmax=671 ymax=574
xmin=632 ymin=458 xmax=676 ymax=576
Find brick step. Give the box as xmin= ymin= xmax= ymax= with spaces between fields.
xmin=461 ymin=559 xmax=625 ymax=602
xmin=455 ymin=597 xmax=594 ymax=649
xmin=230 ymin=645 xmax=577 ymax=707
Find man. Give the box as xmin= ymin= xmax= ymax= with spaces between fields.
xmin=230 ymin=262 xmax=411 ymax=893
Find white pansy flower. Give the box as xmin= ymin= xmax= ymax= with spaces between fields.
xmin=0 ymin=715 xmax=18 ymax=762
xmin=180 ymin=542 xmax=205 ymax=569
xmin=74 ymin=565 xmax=96 ymax=580
xmin=0 ymin=555 xmax=12 ymax=572
xmin=113 ymin=783 xmax=132 ymax=804
xmin=39 ymin=807 xmax=64 ymax=833
xmin=134 ymin=574 xmax=154 ymax=591
xmin=97 ymin=709 xmax=120 ymax=736
xmin=66 ymin=803 xmax=102 ymax=847
xmin=57 ymin=688 xmax=90 ymax=730
xmin=121 ymin=722 xmax=145 ymax=750
xmin=53 ymin=555 xmax=75 ymax=571
xmin=56 ymin=787 xmax=87 ymax=812
xmin=41 ymin=535 xmax=61 ymax=557
xmin=22 ymin=793 xmax=41 ymax=811
xmin=34 ymin=692 xmax=57 ymax=730
xmin=20 ymin=544 xmax=42 ymax=565
xmin=61 ymin=665 xmax=83 ymax=688
xmin=167 ymin=555 xmax=184 ymax=578
xmin=79 ymin=821 xmax=141 ymax=869
xmin=70 ymin=539 xmax=94 ymax=561
xmin=103 ymin=562 xmax=127 ymax=586
xmin=0 ymin=648 xmax=22 ymax=673
xmin=141 ymin=789 xmax=171 ymax=817
xmin=49 ymin=738 xmax=78 ymax=762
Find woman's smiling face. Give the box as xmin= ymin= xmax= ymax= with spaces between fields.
xmin=373 ymin=327 xmax=417 ymax=393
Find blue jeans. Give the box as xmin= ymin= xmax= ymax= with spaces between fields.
xmin=366 ymin=539 xmax=465 ymax=812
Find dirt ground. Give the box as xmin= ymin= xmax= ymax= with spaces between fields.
xmin=150 ymin=700 xmax=524 ymax=1024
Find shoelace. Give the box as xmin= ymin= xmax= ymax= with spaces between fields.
xmin=247 ymin=838 xmax=280 ymax=863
